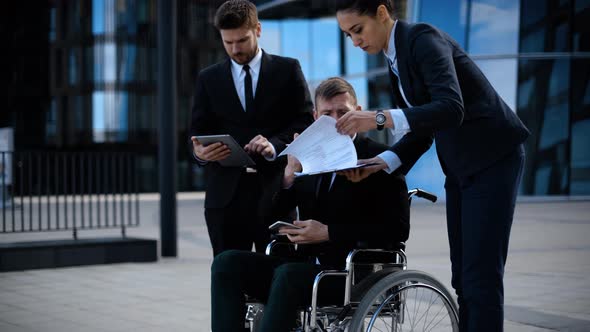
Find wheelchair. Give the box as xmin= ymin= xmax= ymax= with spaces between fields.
xmin=245 ymin=189 xmax=459 ymax=332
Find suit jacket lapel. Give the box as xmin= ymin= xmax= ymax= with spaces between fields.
xmin=250 ymin=51 xmax=272 ymax=118
xmin=394 ymin=21 xmax=414 ymax=106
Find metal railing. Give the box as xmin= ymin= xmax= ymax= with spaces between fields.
xmin=0 ymin=151 xmax=140 ymax=239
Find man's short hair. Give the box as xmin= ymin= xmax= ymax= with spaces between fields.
xmin=314 ymin=77 xmax=358 ymax=106
xmin=214 ymin=0 xmax=258 ymax=30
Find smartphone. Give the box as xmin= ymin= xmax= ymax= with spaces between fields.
xmin=268 ymin=221 xmax=301 ymax=232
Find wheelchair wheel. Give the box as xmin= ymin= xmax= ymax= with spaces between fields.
xmin=348 ymin=270 xmax=459 ymax=332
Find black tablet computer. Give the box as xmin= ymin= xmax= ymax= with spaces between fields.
xmin=193 ymin=134 xmax=256 ymax=167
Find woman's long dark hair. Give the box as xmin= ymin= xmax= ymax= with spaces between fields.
xmin=334 ymin=0 xmax=394 ymax=17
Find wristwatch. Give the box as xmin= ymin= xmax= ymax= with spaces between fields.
xmin=375 ymin=110 xmax=386 ymax=131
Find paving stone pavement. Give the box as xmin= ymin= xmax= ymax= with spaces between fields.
xmin=0 ymin=193 xmax=589 ymax=331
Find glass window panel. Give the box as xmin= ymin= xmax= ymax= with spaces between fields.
xmin=366 ymin=53 xmax=387 ymax=71
xmin=520 ymin=0 xmax=547 ymax=28
xmin=93 ymin=91 xmax=128 ymax=143
xmin=94 ymin=42 xmax=117 ymax=83
xmin=475 ymin=59 xmax=518 ymax=111
xmin=74 ymin=95 xmax=86 ymax=131
xmin=185 ymin=2 xmax=209 ymax=40
xmin=310 ymin=18 xmax=340 ymax=81
xmin=570 ymin=59 xmax=590 ymax=194
xmin=345 ymin=35 xmax=367 ymax=75
xmin=519 ymin=0 xmax=571 ymax=52
xmin=116 ymin=91 xmax=129 ymax=142
xmin=118 ymin=43 xmax=137 ymax=83
xmin=92 ymin=0 xmax=116 ymax=35
xmin=49 ymin=7 xmax=56 ymax=41
xmin=468 ymin=0 xmax=519 ymax=55
xmin=84 ymin=47 xmax=94 ymax=83
xmin=93 ymin=91 xmax=107 ymax=142
xmin=69 ymin=48 xmax=79 ymax=85
xmin=347 ymin=77 xmax=368 ymax=111
xmin=517 ymin=59 xmax=570 ymax=195
xmin=419 ymin=0 xmax=468 ymax=48
xmin=281 ymin=20 xmax=311 ymax=79
xmin=405 ymin=143 xmax=446 ymax=200
xmin=259 ymin=20 xmax=281 ymax=55
xmin=93 ymin=0 xmax=105 ymax=34
xmin=368 ymin=73 xmax=395 ymax=110
xmin=46 ymin=98 xmax=58 ymax=141
xmin=573 ymin=0 xmax=590 ymax=52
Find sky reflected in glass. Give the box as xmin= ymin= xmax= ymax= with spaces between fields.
xmin=468 ymin=0 xmax=520 ymax=54
xmin=419 ymin=0 xmax=468 ymax=48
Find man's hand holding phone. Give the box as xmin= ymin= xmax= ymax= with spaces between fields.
xmin=272 ymin=219 xmax=329 ymax=244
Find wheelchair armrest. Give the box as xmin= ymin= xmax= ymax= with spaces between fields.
xmin=355 ymin=241 xmax=406 ymax=251
xmin=346 ymin=245 xmax=407 ymax=270
xmin=265 ymin=238 xmax=297 ymax=256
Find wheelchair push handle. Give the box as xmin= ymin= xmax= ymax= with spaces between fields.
xmin=408 ymin=188 xmax=437 ymax=203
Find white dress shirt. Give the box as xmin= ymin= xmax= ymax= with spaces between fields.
xmin=194 ymin=48 xmax=276 ymax=163
xmin=376 ymin=20 xmax=413 ymax=174
xmin=230 ymin=48 xmax=262 ymax=111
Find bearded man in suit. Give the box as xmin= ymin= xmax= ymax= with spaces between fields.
xmin=189 ymin=0 xmax=314 ymax=257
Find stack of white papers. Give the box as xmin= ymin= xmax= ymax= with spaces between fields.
xmin=279 ymin=115 xmax=370 ymax=176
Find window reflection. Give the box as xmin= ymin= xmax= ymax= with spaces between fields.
xmin=405 ymin=144 xmax=446 ymax=200
xmin=69 ymin=48 xmax=79 ymax=85
xmin=419 ymin=0 xmax=468 ymax=48
xmin=259 ymin=20 xmax=281 ymax=55
xmin=347 ymin=78 xmax=368 ymax=110
xmin=468 ymin=0 xmax=519 ymax=55
xmin=571 ymin=59 xmax=590 ymax=194
xmin=311 ymin=18 xmax=340 ymax=80
xmin=94 ymin=42 xmax=117 ymax=83
xmin=368 ymin=73 xmax=394 ymax=110
xmin=475 ymin=59 xmax=518 ymax=111
xmin=573 ymin=0 xmax=590 ymax=52
xmin=92 ymin=91 xmax=128 ymax=143
xmin=518 ymin=59 xmax=570 ymax=195
xmin=345 ymin=29 xmax=367 ymax=75
xmin=281 ymin=20 xmax=311 ymax=79
xmin=520 ymin=0 xmax=571 ymax=52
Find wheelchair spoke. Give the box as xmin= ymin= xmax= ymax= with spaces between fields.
xmin=358 ymin=283 xmax=457 ymax=332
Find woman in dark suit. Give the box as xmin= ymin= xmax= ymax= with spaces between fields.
xmin=333 ymin=1 xmax=529 ymax=331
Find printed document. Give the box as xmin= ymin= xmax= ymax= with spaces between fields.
xmin=279 ymin=115 xmax=367 ymax=176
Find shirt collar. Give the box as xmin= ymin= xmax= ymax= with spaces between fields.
xmin=383 ymin=20 xmax=398 ymax=64
xmin=231 ymin=47 xmax=263 ymax=75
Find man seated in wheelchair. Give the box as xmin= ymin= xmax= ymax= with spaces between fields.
xmin=211 ymin=77 xmax=410 ymax=332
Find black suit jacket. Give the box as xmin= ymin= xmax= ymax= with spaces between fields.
xmin=190 ymin=51 xmax=314 ymax=210
xmin=271 ymin=136 xmax=410 ymax=268
xmin=390 ymin=21 xmax=530 ymax=180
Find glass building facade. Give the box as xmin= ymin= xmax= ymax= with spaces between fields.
xmin=4 ymin=0 xmax=228 ymax=192
xmin=3 ymin=0 xmax=588 ymax=196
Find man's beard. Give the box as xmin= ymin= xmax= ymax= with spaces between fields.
xmin=231 ymin=50 xmax=256 ymax=65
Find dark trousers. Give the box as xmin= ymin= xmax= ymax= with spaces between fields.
xmin=445 ymin=145 xmax=525 ymax=332
xmin=210 ymin=250 xmax=343 ymax=332
xmin=205 ymin=173 xmax=270 ymax=257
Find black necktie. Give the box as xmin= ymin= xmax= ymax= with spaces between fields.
xmin=243 ymin=64 xmax=254 ymax=112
